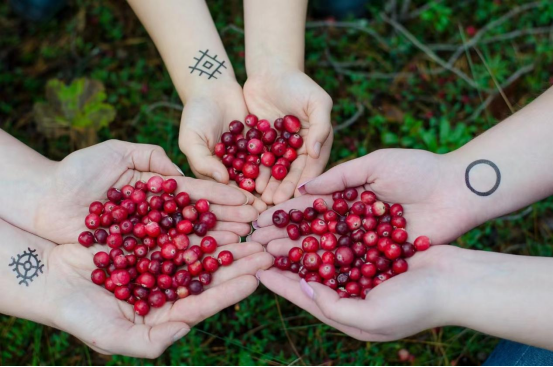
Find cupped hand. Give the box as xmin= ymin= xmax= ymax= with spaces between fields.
xmin=253 ymin=149 xmax=477 ymax=249
xmin=243 ymin=68 xmax=333 ymax=205
xmin=34 ymin=140 xmax=261 ymax=244
xmin=257 ymin=245 xmax=460 ymax=341
xmin=47 ymin=240 xmax=273 ymax=358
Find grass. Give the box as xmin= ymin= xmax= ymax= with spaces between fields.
xmin=2 ymin=0 xmax=553 ymax=364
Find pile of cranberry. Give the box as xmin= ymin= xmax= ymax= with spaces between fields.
xmin=215 ymin=114 xmax=303 ymax=192
xmin=77 ymin=176 xmax=234 ymax=316
xmin=272 ymin=188 xmax=430 ymax=299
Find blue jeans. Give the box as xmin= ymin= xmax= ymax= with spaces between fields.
xmin=485 ymin=340 xmax=553 ymax=366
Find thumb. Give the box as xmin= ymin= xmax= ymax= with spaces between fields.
xmin=300 ymin=279 xmax=360 ymax=328
xmin=306 ymin=93 xmax=333 ymax=159
xmin=180 ymin=132 xmax=229 ymax=183
xmin=299 ymin=155 xmax=371 ymax=195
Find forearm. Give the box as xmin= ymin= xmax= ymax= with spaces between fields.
xmin=0 ymin=219 xmax=53 ymax=326
xmin=446 ymin=248 xmax=553 ymax=350
xmin=441 ymin=87 xmax=553 ymax=224
xmin=128 ymin=0 xmax=238 ymax=101
xmin=244 ymin=0 xmax=307 ymax=75
xmin=0 ymin=130 xmax=56 ymax=232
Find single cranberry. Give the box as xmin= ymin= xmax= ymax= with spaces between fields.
xmin=78 ymin=231 xmax=95 ymax=247
xmin=106 ymin=234 xmax=123 ymax=249
xmin=198 ymin=236 xmax=216 ymax=254
xmin=148 ymin=290 xmax=167 ymax=308
xmin=310 ymin=219 xmax=327 ymax=235
xmin=351 ymin=242 xmax=367 ymax=257
xmin=338 ymin=235 xmax=352 ymax=247
xmin=175 ymin=192 xmax=191 ymax=208
xmin=373 ymin=273 xmax=391 ymax=287
xmin=303 ymin=253 xmax=322 ymax=271
xmin=215 ymin=142 xmax=226 ymax=158
xmin=350 ymin=229 xmax=365 ymax=242
xmin=176 ymin=219 xmax=194 ymax=234
xmin=302 ymin=236 xmax=320 ymax=253
xmin=111 ymin=269 xmax=131 ymax=286
xmin=174 ymin=270 xmax=191 ymax=287
xmin=335 ymin=221 xmax=350 ymax=235
xmin=271 ymin=164 xmax=288 ymax=180
xmin=332 ymin=199 xmax=349 ymax=216
xmin=195 ymin=199 xmax=210 ymax=214
xmin=190 ymin=245 xmax=203 ymax=258
xmin=298 ymin=267 xmax=309 ymax=278
xmin=85 ymin=214 xmax=100 ymax=230
xmin=345 ymin=214 xmax=362 ymax=231
xmin=282 ymin=148 xmax=298 ymax=162
xmin=271 ymin=142 xmax=287 ymax=156
xmin=134 ymin=286 xmax=150 ymax=300
xmin=288 ymin=247 xmax=304 ymax=263
xmin=109 ymin=224 xmax=122 ymax=235
xmin=283 ymin=115 xmax=301 ymax=133
xmin=245 ymin=114 xmax=258 ymax=128
xmin=176 ymin=286 xmax=190 ymax=299
xmin=290 ymin=263 xmax=301 ymax=273
xmin=272 ymin=210 xmax=290 ymax=228
xmin=260 ymin=152 xmax=276 ymax=167
xmin=345 ymin=282 xmax=361 ymax=297
xmin=134 ymin=300 xmax=150 ymax=316
xmin=262 ymin=129 xmax=277 ymax=145
xmin=377 ymin=237 xmax=393 ymax=252
xmin=93 ymin=252 xmax=110 ymax=268
xmin=193 ymin=222 xmax=208 ymax=237
xmin=372 ymin=201 xmax=387 ymax=216
xmin=401 ymin=243 xmax=416 ymax=258
xmin=323 ymin=278 xmax=338 ymax=289
xmin=189 ymin=280 xmax=204 ymax=295
xmin=361 ymin=262 xmax=377 ymax=278
xmin=360 ymin=191 xmax=377 ymax=205
xmin=236 ymin=139 xmax=248 ymax=152
xmin=246 ymin=138 xmax=263 ymax=155
xmin=272 ymin=117 xmax=284 ymax=131
xmin=107 ymin=188 xmax=123 ymax=203
xmin=390 ymin=203 xmax=404 ymax=217
xmin=335 ymin=247 xmax=354 ymax=266
xmin=391 ymin=228 xmax=408 ymax=244
xmin=305 ymin=272 xmax=322 ymax=283
xmin=286 ymin=224 xmax=301 ymax=240
xmin=384 ymin=244 xmax=402 ymax=260
xmin=130 ymin=189 xmax=147 ymax=204
xmin=321 ymin=251 xmax=335 ymax=264
xmin=275 ymin=256 xmax=292 ymax=270
xmin=288 ymin=134 xmax=303 ymax=149
xmin=391 ymin=216 xmax=407 ymax=229
xmin=120 ymin=220 xmax=134 ymax=234
xmin=320 ymin=233 xmax=338 ymax=251
xmin=375 ymin=257 xmax=391 ymax=272
xmin=92 ymin=229 xmax=107 ymax=245
xmin=414 ymin=236 xmax=431 ymax=251
xmin=145 ymin=176 xmax=163 ymax=193
xmin=201 ymin=256 xmax=218 ymax=273
xmin=104 ymin=278 xmax=116 ymax=292
xmin=392 ymin=258 xmax=409 ymax=274
xmin=239 ymin=178 xmax=256 ymax=192
xmin=218 ymin=250 xmax=234 ymax=266
xmin=114 ymin=286 xmax=131 ymax=301
xmin=243 ymin=163 xmax=260 ymax=179
xmin=144 ymin=222 xmax=161 ymax=238
xmin=299 ymin=221 xmax=312 ymax=236
xmin=134 ymin=245 xmax=148 ymax=258
xmin=318 ymin=263 xmax=336 ymax=279
xmin=156 ymin=274 xmax=172 ymax=290
xmin=137 ymin=272 xmax=156 ymax=289
xmin=246 ymin=129 xmax=262 ymax=141
xmin=113 ymin=254 xmax=129 ymax=269
xmin=182 ymin=205 xmax=198 ymax=221
xmin=229 ymin=120 xmax=245 ymax=135
xmin=91 ymin=269 xmax=107 ymax=285
xmin=89 ymin=201 xmax=104 ymax=215
xmin=312 ymin=198 xmax=328 ymax=214
xmin=182 ymin=249 xmax=199 ymax=265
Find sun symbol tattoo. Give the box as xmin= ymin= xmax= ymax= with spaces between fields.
xmin=9 ymin=248 xmax=44 ymax=286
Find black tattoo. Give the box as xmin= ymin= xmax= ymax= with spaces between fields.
xmin=465 ymin=159 xmax=501 ymax=196
xmin=9 ymin=248 xmax=44 ymax=286
xmin=189 ymin=49 xmax=227 ymax=79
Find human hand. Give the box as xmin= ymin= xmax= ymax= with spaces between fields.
xmin=253 ymin=149 xmax=478 ymax=248
xmin=243 ymin=67 xmax=333 ymax=205
xmin=46 ymin=240 xmax=273 ymax=358
xmin=32 ymin=140 xmax=260 ymax=244
xmin=257 ymin=245 xmax=460 ymax=341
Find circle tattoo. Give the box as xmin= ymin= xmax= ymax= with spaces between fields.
xmin=465 ymin=159 xmax=501 ymax=196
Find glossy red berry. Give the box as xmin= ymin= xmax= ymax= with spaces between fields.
xmin=283 ymin=115 xmax=301 ymax=133
xmin=414 ymin=236 xmax=431 ymax=251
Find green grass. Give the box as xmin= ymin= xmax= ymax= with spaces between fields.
xmin=2 ymin=0 xmax=553 ymax=364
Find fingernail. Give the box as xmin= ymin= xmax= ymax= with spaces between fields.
xmin=297 ymin=180 xmax=312 ymax=195
xmin=300 ymin=279 xmax=315 ymax=300
xmin=252 ymin=220 xmax=259 ymax=230
xmin=173 ymin=164 xmax=185 ymax=176
xmin=243 ymin=195 xmax=250 ymax=206
xmin=173 ymin=327 xmax=189 ymax=342
xmin=313 ymin=142 xmax=321 ymax=157
xmin=213 ymin=172 xmax=223 ymax=182
xmin=255 ymin=270 xmax=263 ymax=281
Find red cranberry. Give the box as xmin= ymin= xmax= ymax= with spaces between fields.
xmin=199 ymin=272 xmax=212 ymax=286
xmin=114 ymin=286 xmax=131 ymax=301
xmin=288 ymin=247 xmax=304 ymax=263
xmin=134 ymin=300 xmax=150 ymax=316
xmin=272 ymin=210 xmax=290 ymax=228
xmin=174 ymin=270 xmax=191 ymax=287
xmin=282 ymin=148 xmax=297 ymax=162
xmin=346 ymin=214 xmax=362 ymax=231
xmin=390 ymin=203 xmax=404 ymax=217
xmin=93 ymin=229 xmax=108 ymax=244
xmin=246 ymin=138 xmax=263 ymax=155
xmin=273 ymin=117 xmax=284 ymax=131
xmin=134 ymin=245 xmax=148 ymax=258
xmin=111 ymin=269 xmax=131 ymax=286
xmin=148 ymin=290 xmax=167 ymax=308
xmin=78 ymin=231 xmax=95 ymax=247
xmin=336 ymin=273 xmax=349 ymax=286
xmin=195 ymin=199 xmax=210 ymax=214
xmin=246 ymin=129 xmax=262 ymax=141
xmin=302 ymin=207 xmax=316 ymax=221
xmin=283 ymin=115 xmax=301 ymax=133
xmin=303 ymin=253 xmax=322 ymax=271
xmin=89 ymin=201 xmax=104 ymax=215
xmin=377 ymin=237 xmax=393 ymax=252
xmin=239 ymin=178 xmax=255 ymax=192
xmin=218 ymin=250 xmax=234 ymax=266
xmin=311 ymin=219 xmax=328 ymax=235
xmin=176 ymin=220 xmax=194 ymax=234
xmin=318 ymin=263 xmax=336 ymax=280
xmin=262 ymin=129 xmax=277 ymax=145
xmin=106 ymin=234 xmax=123 ymax=249
xmin=335 ymin=221 xmax=350 ymax=235
xmin=161 ymin=178 xmax=177 ymax=194
xmin=93 ymin=252 xmax=110 ymax=268
xmin=175 ymin=192 xmax=191 ymax=208
xmin=345 ymin=282 xmax=361 ymax=297
xmin=414 ymin=236 xmax=431 ymax=251
xmin=193 ymin=222 xmax=208 ymax=237
xmin=373 ymin=273 xmax=390 ymax=287
xmin=189 ymin=280 xmax=204 ymax=295
xmin=375 ymin=257 xmax=391 ymax=272
xmin=335 ymin=247 xmax=354 ymax=266
xmin=243 ymin=163 xmax=260 ymax=179
xmin=343 ymin=188 xmax=358 ymax=201
xmin=189 ymin=260 xmax=203 ymax=276
xmin=107 ymin=188 xmax=123 ymax=203
xmin=85 ymin=214 xmax=100 ymax=230
xmin=323 ymin=278 xmax=338 ymax=289
xmin=190 ymin=245 xmax=203 ymax=258
xmin=305 ymin=272 xmax=322 ymax=283
xmin=287 ymin=224 xmax=301 ymax=240
xmin=113 ymin=254 xmax=129 ymax=269
xmin=391 ymin=228 xmax=408 ymax=244
xmin=332 ymin=199 xmax=349 ymax=216
xmin=302 ymin=236 xmax=319 ymax=253
xmin=271 ymin=164 xmax=288 ymax=180
xmin=261 ymin=152 xmax=276 ymax=167
xmin=384 ymin=244 xmax=402 ymax=260
xmin=144 ymin=222 xmax=161 ymax=238
xmin=146 ymin=176 xmax=164 ymax=193
xmin=137 ymin=273 xmax=156 ymax=288
xmin=337 ymin=235 xmax=352 ymax=247
xmin=245 ymin=114 xmax=258 ymax=128
xmin=91 ymin=269 xmax=107 ymax=285
xmin=401 ymin=243 xmax=416 ymax=258
xmin=134 ymin=286 xmax=150 ymax=300
xmin=392 ymin=258 xmax=408 ymax=274
xmin=321 ymin=251 xmax=335 ymax=264
xmin=372 ymin=201 xmax=387 ymax=216
xmin=360 ymin=191 xmax=377 ymax=205
xmin=202 ymin=256 xmax=219 ymax=273
xmin=391 ymin=216 xmax=407 ymax=229
xmin=350 ymin=229 xmax=365 ymax=242
xmin=320 ymin=233 xmax=337 ymax=251
xmin=290 ymin=263 xmax=301 ymax=273
xmin=275 ymin=256 xmax=292 ymax=270
xmin=156 ymin=274 xmax=172 ymax=290
xmin=177 ymin=286 xmax=190 ymax=299
xmin=312 ymin=198 xmax=328 ymax=213
xmin=229 ymin=120 xmax=245 ymax=134
xmin=288 ymin=134 xmax=303 ymax=149
xmin=299 ymin=221 xmax=312 ymax=235
xmin=351 ymin=241 xmax=367 ymax=257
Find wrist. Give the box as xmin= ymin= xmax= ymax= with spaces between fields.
xmin=246 ymin=52 xmax=304 ymax=77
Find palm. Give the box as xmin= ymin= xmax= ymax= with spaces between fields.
xmin=243 ymin=70 xmax=333 ymax=205
xmin=253 ymin=149 xmax=475 ymax=249
xmin=48 ymin=240 xmax=272 ymax=358
xmin=257 ymin=246 xmax=457 ymax=342
xmin=35 ymin=141 xmax=257 ymax=245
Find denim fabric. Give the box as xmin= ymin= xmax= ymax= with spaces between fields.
xmin=485 ymin=340 xmax=553 ymax=366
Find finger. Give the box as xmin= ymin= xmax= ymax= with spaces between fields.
xmin=104 ymin=140 xmax=182 ymax=177
xmin=188 ymin=231 xmax=239 ymax=246
xmin=295 ymin=136 xmax=332 ymax=197
xmin=228 ymin=181 xmax=268 ymax=213
xmin=178 ymin=178 xmax=249 ymax=206
xmin=207 ymin=252 xmax=274 ymax=287
xmin=272 ymin=154 xmax=306 ymax=205
xmin=266 ymin=237 xmax=301 ymax=256
xmin=251 ymin=226 xmax=287 ymax=245
xmin=127 ymin=322 xmax=190 ymax=359
xmin=209 ymin=204 xmax=258 ymax=223
xmin=256 ymin=194 xmax=333 ymax=227
xmin=179 ymin=132 xmax=229 ymax=184
xmin=214 ymin=221 xmax=252 ymax=236
xmin=170 ymin=275 xmax=258 ymax=326
xmin=255 ymin=165 xmax=272 ymax=195
xmin=305 ymin=93 xmax=333 ymax=160
xmin=212 ymin=241 xmax=266 ymax=260
xmin=299 ymin=156 xmax=371 ymax=196
xmin=258 ymin=269 xmax=373 ymax=341
xmin=260 ymin=178 xmax=282 ymax=206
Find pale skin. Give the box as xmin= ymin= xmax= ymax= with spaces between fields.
xmin=128 ymin=0 xmax=333 ymax=205
xmin=0 ymin=218 xmax=273 ymax=358
xmin=255 ymin=86 xmax=553 ymax=350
